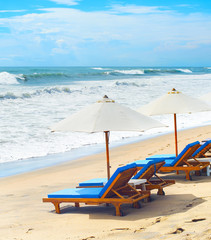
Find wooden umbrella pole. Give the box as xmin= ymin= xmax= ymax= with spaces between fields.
xmin=105 ymin=131 xmax=110 ymax=180
xmin=174 ymin=113 xmax=178 ymax=157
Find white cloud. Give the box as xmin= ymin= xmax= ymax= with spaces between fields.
xmin=0 ymin=5 xmax=211 ymax=65
xmin=110 ymin=4 xmax=171 ymax=14
xmin=1 ymin=7 xmax=211 ymax=45
xmin=49 ymin=0 xmax=80 ymax=6
xmin=56 ymin=39 xmax=65 ymax=46
xmin=0 ymin=10 xmax=26 ymax=13
xmin=176 ymin=4 xmax=195 ymax=8
xmin=52 ymin=39 xmax=67 ymax=54
xmin=0 ymin=57 xmax=11 ymax=61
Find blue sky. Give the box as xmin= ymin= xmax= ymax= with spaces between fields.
xmin=0 ymin=0 xmax=211 ymax=66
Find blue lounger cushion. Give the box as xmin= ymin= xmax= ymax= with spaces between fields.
xmin=135 ymin=159 xmax=175 ymax=167
xmin=48 ymin=187 xmax=102 ymax=198
xmin=132 ymin=159 xmax=165 ymax=166
xmin=192 ymin=140 xmax=211 ymax=157
xmin=162 ymin=159 xmax=175 ymax=167
xmin=79 ymin=178 xmax=107 ymax=187
xmin=146 ymin=154 xmax=175 ymax=161
xmin=49 ymin=162 xmax=138 ymax=199
xmin=145 ymin=141 xmax=200 ymax=167
xmin=132 ymin=159 xmax=164 ymax=179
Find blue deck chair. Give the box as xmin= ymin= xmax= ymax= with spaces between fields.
xmin=146 ymin=141 xmax=209 ymax=180
xmin=146 ymin=140 xmax=211 ymax=161
xmin=79 ymin=159 xmax=175 ymax=195
xmin=192 ymin=140 xmax=211 ymax=158
xmin=43 ymin=163 xmax=150 ymax=216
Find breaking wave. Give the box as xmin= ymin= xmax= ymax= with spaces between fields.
xmin=0 ymin=72 xmax=24 ymax=85
xmin=0 ymin=86 xmax=74 ymax=100
xmin=23 ymin=72 xmax=70 ymax=80
xmin=115 ymin=81 xmax=141 ymax=87
xmin=92 ymin=67 xmax=106 ymax=70
xmin=0 ymin=68 xmax=195 ymax=86
xmin=108 ymin=69 xmax=144 ymax=75
xmin=143 ymin=68 xmax=192 ymax=74
xmin=176 ymin=68 xmax=192 ymax=73
xmin=106 ymin=68 xmax=193 ymax=76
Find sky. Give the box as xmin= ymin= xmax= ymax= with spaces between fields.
xmin=0 ymin=0 xmax=211 ymax=66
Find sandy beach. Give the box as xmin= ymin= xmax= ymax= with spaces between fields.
xmin=0 ymin=125 xmax=211 ymax=240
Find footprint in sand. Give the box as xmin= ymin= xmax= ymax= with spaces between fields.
xmin=148 ymin=216 xmax=168 ymax=226
xmin=191 ymin=218 xmax=206 ymax=222
xmin=185 ymin=218 xmax=206 ymax=223
xmin=111 ymin=228 xmax=130 ymax=231
xmin=185 ymin=197 xmax=204 ymax=209
xmin=81 ymin=236 xmax=95 ymax=240
xmin=134 ymin=228 xmax=145 ymax=233
xmin=148 ymin=151 xmax=157 ymax=156
xmin=5 ymin=194 xmax=14 ymax=197
xmin=186 ymin=203 xmax=193 ymax=207
xmin=169 ymin=227 xmax=185 ymax=234
xmin=26 ymin=228 xmax=34 ymax=233
xmin=155 ymin=217 xmax=161 ymax=223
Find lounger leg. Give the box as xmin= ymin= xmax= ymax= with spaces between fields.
xmin=157 ymin=188 xmax=165 ymax=195
xmin=53 ymin=201 xmax=61 ymax=214
xmin=132 ymin=201 xmax=141 ymax=209
xmin=113 ymin=203 xmax=123 ymax=216
xmin=185 ymin=171 xmax=192 ymax=181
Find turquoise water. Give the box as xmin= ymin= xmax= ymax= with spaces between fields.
xmin=1 ymin=66 xmax=210 ymax=86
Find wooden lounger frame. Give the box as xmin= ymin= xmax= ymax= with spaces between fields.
xmin=43 ymin=167 xmax=151 ymax=216
xmin=135 ymin=161 xmax=175 ymax=195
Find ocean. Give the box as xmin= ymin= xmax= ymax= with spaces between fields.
xmin=0 ymin=66 xmax=211 ymax=177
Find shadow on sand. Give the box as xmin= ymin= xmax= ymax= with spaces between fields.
xmin=52 ymin=193 xmax=206 ymax=220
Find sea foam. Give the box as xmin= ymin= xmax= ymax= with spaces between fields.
xmin=0 ymin=86 xmax=73 ymax=100
xmin=0 ymin=71 xmax=24 ymax=85
xmin=176 ymin=69 xmax=192 ymax=73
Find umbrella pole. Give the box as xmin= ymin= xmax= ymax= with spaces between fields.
xmin=105 ymin=131 xmax=110 ymax=180
xmin=174 ymin=113 xmax=178 ymax=157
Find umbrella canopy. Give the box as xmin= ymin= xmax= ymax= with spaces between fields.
xmin=51 ymin=95 xmax=165 ymax=179
xmin=138 ymin=88 xmax=211 ymax=156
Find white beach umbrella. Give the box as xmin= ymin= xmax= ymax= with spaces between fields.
xmin=51 ymin=95 xmax=165 ymax=179
xmin=138 ymin=88 xmax=211 ymax=156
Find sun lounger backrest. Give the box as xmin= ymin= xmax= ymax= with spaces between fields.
xmin=174 ymin=141 xmax=200 ymax=166
xmin=99 ymin=163 xmax=137 ymax=198
xmin=133 ymin=160 xmax=165 ymax=179
xmin=192 ymin=140 xmax=211 ymax=158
